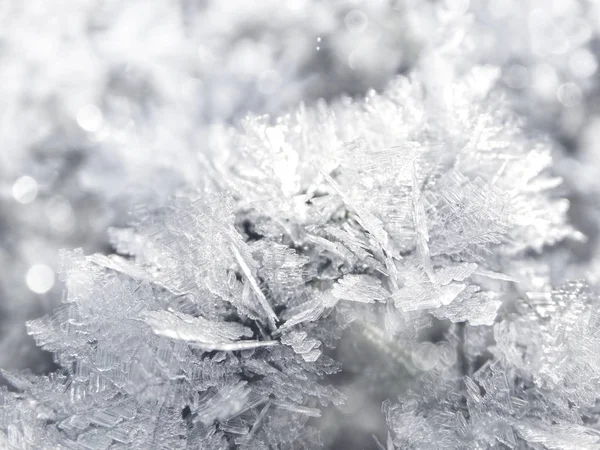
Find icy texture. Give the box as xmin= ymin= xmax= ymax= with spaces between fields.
xmin=2 ymin=222 xmax=343 ymax=448
xmin=332 ymin=275 xmax=389 ymax=304
xmin=384 ymin=283 xmax=600 ymax=449
xmin=0 ymin=7 xmax=586 ymax=449
xmin=494 ymin=282 xmax=600 ymax=409
xmin=0 ymin=0 xmax=435 ymax=372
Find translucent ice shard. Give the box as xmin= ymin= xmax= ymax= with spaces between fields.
xmin=143 ymin=310 xmax=277 ymax=351
xmin=411 ymin=165 xmax=433 ymax=280
xmin=394 ymin=281 xmax=466 ymax=311
xmin=332 ymin=274 xmax=389 ymax=303
xmin=195 ymin=382 xmax=251 ymax=425
xmin=230 ymin=244 xmax=279 ymax=329
xmin=281 ymin=331 xmax=322 ymax=362
xmin=432 ymin=285 xmax=502 ymax=326
xmin=434 ymin=263 xmax=478 ymax=285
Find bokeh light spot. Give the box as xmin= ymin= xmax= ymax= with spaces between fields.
xmin=26 ymin=264 xmax=55 ymax=294
xmin=557 ymin=82 xmax=582 ymax=107
xmin=344 ymin=10 xmax=368 ymax=33
xmin=569 ymin=49 xmax=598 ymax=79
xmin=76 ymin=104 xmax=104 ymax=133
xmin=12 ymin=176 xmax=38 ymax=204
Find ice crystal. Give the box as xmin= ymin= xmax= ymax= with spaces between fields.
xmin=384 ymin=283 xmax=600 ymax=449
xmin=0 ymin=0 xmax=436 ymax=373
xmin=0 ymin=4 xmax=589 ymax=448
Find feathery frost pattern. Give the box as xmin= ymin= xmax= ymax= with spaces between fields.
xmin=0 ymin=37 xmax=589 ymax=449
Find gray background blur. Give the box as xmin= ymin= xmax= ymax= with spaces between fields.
xmin=1 ymin=0 xmax=600 ymax=448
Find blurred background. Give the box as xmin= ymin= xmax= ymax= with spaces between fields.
xmin=1 ymin=0 xmax=600 ymax=447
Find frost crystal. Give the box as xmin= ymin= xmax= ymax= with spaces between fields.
xmin=0 ymin=4 xmax=589 ymax=448
xmin=332 ymin=275 xmax=389 ymax=304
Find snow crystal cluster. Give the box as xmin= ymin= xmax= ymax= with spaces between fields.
xmin=0 ymin=0 xmax=432 ymax=372
xmin=2 ymin=1 xmax=600 ymax=450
